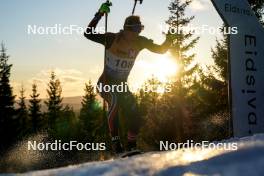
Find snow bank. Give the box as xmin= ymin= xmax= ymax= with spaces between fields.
xmin=2 ymin=134 xmax=264 ymax=176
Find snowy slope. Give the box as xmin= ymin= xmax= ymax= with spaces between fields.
xmin=2 ymin=134 xmax=264 ymax=176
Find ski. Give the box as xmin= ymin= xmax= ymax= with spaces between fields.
xmin=119 ymin=150 xmax=144 ymax=158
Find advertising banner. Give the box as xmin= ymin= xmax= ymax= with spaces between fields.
xmin=211 ymin=0 xmax=264 ymax=137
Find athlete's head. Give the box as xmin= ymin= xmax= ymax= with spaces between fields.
xmin=123 ymin=16 xmax=144 ymax=35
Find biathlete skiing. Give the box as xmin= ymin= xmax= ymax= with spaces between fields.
xmin=84 ymin=2 xmax=172 ymax=154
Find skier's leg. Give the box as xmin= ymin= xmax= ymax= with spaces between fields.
xmin=104 ymin=92 xmax=123 ymax=153
xmin=120 ymin=90 xmax=142 ymax=150
xmin=107 ymin=93 xmax=119 ymax=135
xmin=97 ymin=80 xmax=123 ymax=153
xmin=106 ymin=91 xmax=123 ymax=153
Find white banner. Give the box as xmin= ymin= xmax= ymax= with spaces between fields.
xmin=211 ymin=0 xmax=264 ymax=137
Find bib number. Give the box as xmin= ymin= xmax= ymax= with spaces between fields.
xmin=115 ymin=59 xmax=134 ymax=69
xmin=106 ymin=55 xmax=135 ymax=73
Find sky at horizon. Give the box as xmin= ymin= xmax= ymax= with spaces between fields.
xmin=0 ymin=0 xmax=223 ymax=98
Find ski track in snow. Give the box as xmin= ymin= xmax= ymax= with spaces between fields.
xmin=2 ymin=134 xmax=264 ymax=176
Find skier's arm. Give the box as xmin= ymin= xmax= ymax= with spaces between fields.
xmin=84 ymin=2 xmax=113 ymax=46
xmin=140 ymin=36 xmax=172 ymax=54
xmin=84 ymin=12 xmax=106 ymax=45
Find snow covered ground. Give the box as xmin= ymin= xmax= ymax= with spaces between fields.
xmin=2 ymin=134 xmax=264 ymax=176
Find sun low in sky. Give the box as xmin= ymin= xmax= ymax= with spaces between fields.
xmin=132 ymin=54 xmax=179 ymax=84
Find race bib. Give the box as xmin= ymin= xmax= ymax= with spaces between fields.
xmin=105 ymin=51 xmax=135 ymax=74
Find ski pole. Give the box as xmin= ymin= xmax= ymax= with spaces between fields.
xmin=103 ymin=0 xmax=111 ymax=112
xmin=132 ymin=0 xmax=143 ymax=15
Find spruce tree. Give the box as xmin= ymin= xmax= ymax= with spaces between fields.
xmin=166 ymin=0 xmax=199 ymax=87
xmin=80 ymin=80 xmax=97 ymax=116
xmin=155 ymin=0 xmax=199 ymax=142
xmin=17 ymin=85 xmax=29 ymax=137
xmin=79 ymin=80 xmax=101 ymax=142
xmin=56 ymin=104 xmax=76 ymax=141
xmin=0 ymin=43 xmax=15 ymax=120
xmin=138 ymin=0 xmax=200 ymax=147
xmin=29 ymin=83 xmax=42 ymax=132
xmin=77 ymin=81 xmax=111 ymax=157
xmin=44 ymin=71 xmax=63 ymax=128
xmin=0 ymin=43 xmax=16 ymax=149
